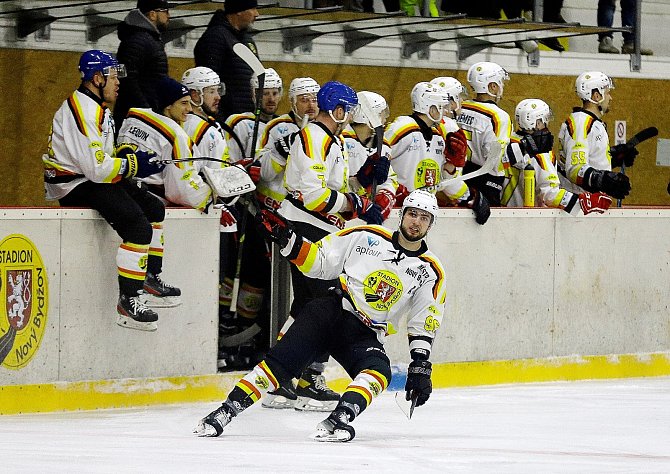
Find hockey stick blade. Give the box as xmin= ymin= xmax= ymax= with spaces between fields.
xmin=419 ymin=152 xmax=499 ymax=193
xmin=394 ymin=391 xmax=417 ymax=420
xmin=233 ymin=43 xmax=265 ymax=77
xmin=627 ymin=126 xmax=658 ymax=148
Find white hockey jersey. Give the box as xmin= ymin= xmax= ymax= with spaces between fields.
xmin=117 ymin=108 xmax=212 ymax=211
xmin=456 ymin=100 xmax=511 ymax=177
xmin=283 ymin=225 xmax=446 ymax=348
xmin=280 ymin=120 xmax=350 ymax=232
xmin=342 ymin=127 xmax=398 ymax=198
xmin=385 ymin=115 xmax=469 ymax=201
xmin=558 ymin=108 xmax=611 ymax=194
xmin=43 ymin=88 xmax=123 ymax=200
xmin=501 ymin=133 xmax=582 ymax=215
xmin=223 ymin=112 xmax=271 ymax=163
xmin=183 ymin=113 xmax=227 ymax=171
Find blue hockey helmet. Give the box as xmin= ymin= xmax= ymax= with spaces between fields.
xmin=316 ymin=81 xmax=358 ymax=113
xmin=78 ymin=50 xmax=127 ymax=82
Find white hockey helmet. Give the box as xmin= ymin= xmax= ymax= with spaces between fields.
xmin=251 ymin=68 xmax=283 ymax=94
xmin=401 ymin=190 xmax=439 ymax=224
xmin=181 ymin=66 xmax=224 ymax=95
xmin=467 ymin=62 xmax=509 ymax=97
xmin=411 ymin=82 xmax=451 ymax=120
xmin=351 ymin=91 xmax=390 ymax=129
xmin=288 ymin=77 xmax=320 ymax=101
xmin=575 ymin=71 xmax=614 ymax=103
xmin=430 ymin=76 xmax=467 ymax=108
xmin=515 ymin=98 xmax=553 ymax=131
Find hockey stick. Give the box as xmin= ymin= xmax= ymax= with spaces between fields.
xmin=419 ymin=150 xmax=499 ymax=193
xmin=394 ymin=391 xmax=419 ymax=420
xmin=230 ymin=43 xmax=266 ymax=313
xmin=152 ymin=157 xmax=230 ymax=165
xmin=356 ymin=94 xmax=386 ymax=198
xmin=617 ymin=127 xmax=658 ymax=207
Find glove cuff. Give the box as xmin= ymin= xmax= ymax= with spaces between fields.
xmin=123 ymin=155 xmax=138 ymax=178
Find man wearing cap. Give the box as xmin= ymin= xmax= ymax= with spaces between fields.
xmin=194 ymin=0 xmax=259 ymax=122
xmin=117 ymin=76 xmax=215 ymax=212
xmin=114 ymin=0 xmax=173 ymax=130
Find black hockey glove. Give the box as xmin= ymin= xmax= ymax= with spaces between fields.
xmin=610 ymin=144 xmax=639 ymax=168
xmin=356 ymin=153 xmax=391 ymax=188
xmin=519 ymin=134 xmax=540 ymax=157
xmin=116 ymin=144 xmax=165 ymax=179
xmin=459 ymin=188 xmax=490 ymax=225
xmin=405 ymin=359 xmax=432 ymax=407
xmin=584 ymin=168 xmax=631 ymax=199
xmin=273 ymin=132 xmax=299 ymax=160
xmin=529 ymin=128 xmax=554 ymax=154
xmin=255 ymin=209 xmax=294 ymax=249
xmin=344 ymin=192 xmax=383 ymax=224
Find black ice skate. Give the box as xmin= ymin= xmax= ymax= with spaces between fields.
xmin=141 ymin=273 xmax=182 ymax=308
xmin=294 ymin=368 xmax=339 ymax=412
xmin=311 ymin=408 xmax=355 ymax=442
xmin=193 ymin=402 xmax=236 ymax=437
xmin=262 ymin=384 xmax=298 ymax=410
xmin=116 ymin=293 xmax=158 ymax=332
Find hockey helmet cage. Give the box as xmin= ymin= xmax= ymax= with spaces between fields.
xmin=182 ymin=67 xmax=225 ymax=96
xmin=351 ymin=91 xmax=390 ymax=129
xmin=575 ymin=71 xmax=614 ymax=102
xmin=411 ymin=82 xmax=451 ymax=118
xmin=317 ymin=81 xmax=358 ymax=113
xmin=79 ymin=50 xmax=126 ymax=82
xmin=401 ymin=190 xmax=439 ymax=224
xmin=430 ymin=76 xmax=467 ymax=108
xmin=515 ymin=99 xmax=553 ymax=131
xmin=251 ymin=68 xmax=283 ymax=93
xmin=288 ymin=77 xmax=320 ymax=101
xmin=466 ymin=62 xmax=509 ymax=95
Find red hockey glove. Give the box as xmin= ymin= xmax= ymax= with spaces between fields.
xmin=374 ymin=189 xmax=396 ymax=220
xmin=220 ymin=206 xmax=237 ymax=228
xmin=444 ymin=129 xmax=468 ymax=168
xmin=579 ymin=192 xmax=613 ymax=215
xmin=236 ymin=158 xmax=261 ymax=183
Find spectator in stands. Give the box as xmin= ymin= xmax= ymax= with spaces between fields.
xmin=114 ymin=0 xmax=171 ymax=130
xmin=598 ymin=0 xmax=653 ymax=55
xmin=194 ymin=0 xmax=259 ymax=122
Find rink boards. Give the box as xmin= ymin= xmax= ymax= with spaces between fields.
xmin=0 ymin=207 xmax=669 ymax=413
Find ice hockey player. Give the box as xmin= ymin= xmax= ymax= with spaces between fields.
xmin=194 ymin=189 xmax=446 ymax=442
xmin=502 ymin=98 xmax=612 ymax=215
xmin=557 ymin=71 xmax=633 ymax=200
xmin=457 ymin=62 xmax=512 ymax=207
xmin=43 ymin=50 xmax=176 ymax=331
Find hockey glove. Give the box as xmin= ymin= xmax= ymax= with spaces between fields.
xmin=578 ymin=192 xmax=612 ymax=215
xmin=374 ymin=189 xmax=396 ymax=221
xmin=273 ymin=132 xmax=298 ymax=160
xmin=116 ymin=144 xmax=165 ymax=179
xmin=345 ymin=192 xmax=383 ymax=225
xmin=584 ymin=168 xmax=631 ymax=199
xmin=529 ymin=128 xmax=554 ymax=154
xmin=519 ymin=134 xmax=540 ymax=157
xmin=220 ymin=206 xmax=237 ymax=227
xmin=444 ymin=129 xmax=468 ymax=168
xmin=405 ymin=359 xmax=432 ymax=407
xmin=459 ymin=188 xmax=491 ymax=225
xmin=236 ymin=158 xmax=261 ymax=183
xmin=610 ymin=144 xmax=639 ymax=168
xmin=255 ymin=209 xmax=294 ymax=249
xmin=356 ymin=153 xmax=391 ymax=188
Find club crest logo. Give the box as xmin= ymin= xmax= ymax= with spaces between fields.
xmin=0 ymin=235 xmax=48 ymax=370
xmin=363 ymin=270 xmax=402 ymax=312
xmin=415 ymin=159 xmax=440 ymax=188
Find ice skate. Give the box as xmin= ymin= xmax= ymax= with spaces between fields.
xmin=310 ymin=408 xmax=355 ymax=442
xmin=262 ymin=384 xmax=297 ymax=410
xmin=294 ymin=368 xmax=339 ymax=412
xmin=116 ymin=293 xmax=158 ymax=332
xmin=141 ymin=272 xmax=182 ymax=308
xmin=193 ymin=402 xmax=235 ymax=437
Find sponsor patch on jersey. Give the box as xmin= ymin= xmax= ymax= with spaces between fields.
xmin=415 ymin=159 xmax=440 ymax=188
xmin=0 ymin=234 xmax=48 ymax=370
xmin=363 ymin=270 xmax=402 ymax=312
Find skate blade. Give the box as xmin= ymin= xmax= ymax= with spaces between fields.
xmin=139 ymin=294 xmax=182 ymax=308
xmin=193 ymin=421 xmax=219 ymax=437
xmin=116 ymin=314 xmax=157 ymax=332
xmin=261 ymin=395 xmax=296 ymax=410
xmin=310 ymin=429 xmax=352 ymax=442
xmin=294 ymin=396 xmax=337 ymax=412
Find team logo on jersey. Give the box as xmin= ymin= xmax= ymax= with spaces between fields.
xmin=0 ymin=234 xmax=48 ymax=370
xmin=367 ymin=237 xmax=379 ymax=247
xmin=363 ymin=270 xmax=402 ymax=312
xmin=415 ymin=159 xmax=440 ymax=188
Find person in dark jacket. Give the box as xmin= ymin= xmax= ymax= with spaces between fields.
xmin=114 ymin=0 xmax=172 ymax=130
xmin=194 ymin=0 xmax=259 ymax=123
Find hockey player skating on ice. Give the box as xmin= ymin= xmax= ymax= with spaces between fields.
xmin=557 ymin=71 xmax=633 ymax=200
xmin=194 ymin=190 xmax=446 ymax=442
xmin=456 ymin=62 xmax=512 ymax=207
xmin=43 ymin=50 xmax=177 ymax=331
xmin=502 ymin=98 xmax=613 ymax=215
